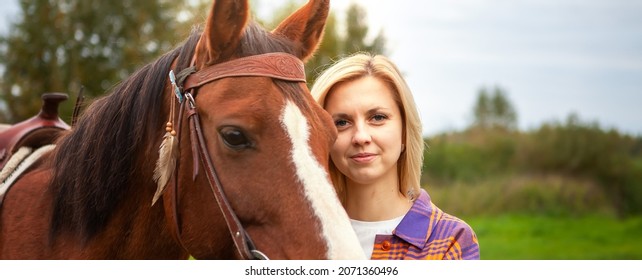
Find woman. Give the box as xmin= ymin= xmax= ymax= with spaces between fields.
xmin=311 ymin=53 xmax=479 ymax=260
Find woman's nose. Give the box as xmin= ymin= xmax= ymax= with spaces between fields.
xmin=351 ymin=123 xmax=372 ymax=145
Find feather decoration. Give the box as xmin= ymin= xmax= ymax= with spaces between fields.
xmin=152 ymin=131 xmax=178 ymax=205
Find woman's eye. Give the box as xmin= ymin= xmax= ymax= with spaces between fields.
xmin=220 ymin=127 xmax=252 ymax=150
xmin=334 ymin=119 xmax=348 ymax=127
xmin=372 ymin=114 xmax=388 ymax=122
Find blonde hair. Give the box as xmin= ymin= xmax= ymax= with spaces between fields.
xmin=311 ymin=53 xmax=424 ymax=202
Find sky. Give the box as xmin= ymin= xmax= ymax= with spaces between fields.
xmin=1 ymin=0 xmax=641 ymax=136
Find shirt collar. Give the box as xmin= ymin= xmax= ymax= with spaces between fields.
xmin=392 ymin=189 xmax=441 ymax=248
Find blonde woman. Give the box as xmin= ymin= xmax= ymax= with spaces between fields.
xmin=311 ymin=53 xmax=479 ymax=260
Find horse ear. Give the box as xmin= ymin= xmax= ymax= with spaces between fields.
xmin=194 ymin=0 xmax=250 ymax=69
xmin=272 ymin=0 xmax=330 ymax=62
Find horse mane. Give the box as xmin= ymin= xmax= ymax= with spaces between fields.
xmin=49 ymin=31 xmax=199 ymax=239
xmin=48 ymin=21 xmax=318 ymax=241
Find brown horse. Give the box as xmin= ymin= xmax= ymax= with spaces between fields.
xmin=0 ymin=0 xmax=364 ymax=259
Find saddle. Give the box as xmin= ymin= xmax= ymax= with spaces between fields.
xmin=0 ymin=93 xmax=71 ymax=171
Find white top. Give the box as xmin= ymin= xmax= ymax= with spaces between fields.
xmin=350 ymin=215 xmax=405 ymax=258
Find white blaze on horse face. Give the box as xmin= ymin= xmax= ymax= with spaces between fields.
xmin=280 ymin=100 xmax=366 ymax=260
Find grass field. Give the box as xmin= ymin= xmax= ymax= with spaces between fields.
xmin=466 ymin=214 xmax=642 ymax=259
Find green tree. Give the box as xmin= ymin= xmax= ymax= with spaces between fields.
xmin=0 ymin=0 xmax=184 ymax=123
xmin=473 ymin=88 xmax=491 ymax=129
xmin=518 ymin=113 xmax=642 ymax=216
xmin=344 ymin=3 xmax=386 ymax=55
xmin=472 ymin=85 xmax=517 ymax=130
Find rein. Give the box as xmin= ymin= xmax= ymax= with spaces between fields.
xmin=168 ymin=52 xmax=305 ymax=260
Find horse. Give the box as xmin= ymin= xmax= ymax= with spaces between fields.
xmin=0 ymin=0 xmax=365 ymax=259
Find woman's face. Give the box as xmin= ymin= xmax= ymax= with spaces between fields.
xmin=324 ymin=76 xmax=404 ymax=186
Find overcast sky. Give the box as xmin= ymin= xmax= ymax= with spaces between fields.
xmin=2 ymin=0 xmax=641 ymax=136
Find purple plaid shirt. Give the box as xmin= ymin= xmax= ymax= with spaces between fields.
xmin=370 ymin=189 xmax=480 ymax=260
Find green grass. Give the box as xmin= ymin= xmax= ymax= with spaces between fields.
xmin=466 ymin=214 xmax=642 ymax=259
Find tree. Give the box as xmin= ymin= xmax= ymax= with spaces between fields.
xmin=473 ymin=88 xmax=491 ymax=128
xmin=472 ymin=85 xmax=517 ymax=130
xmin=343 ymin=3 xmax=386 ymax=55
xmin=0 ymin=0 xmax=184 ymax=123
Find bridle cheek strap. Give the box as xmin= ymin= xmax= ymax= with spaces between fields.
xmin=186 ymin=102 xmax=255 ymax=260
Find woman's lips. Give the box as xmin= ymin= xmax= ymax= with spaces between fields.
xmin=350 ymin=153 xmax=376 ymax=163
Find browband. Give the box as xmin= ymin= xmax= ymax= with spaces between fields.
xmin=183 ymin=52 xmax=306 ymax=91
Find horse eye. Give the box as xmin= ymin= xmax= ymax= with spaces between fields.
xmin=220 ymin=127 xmax=252 ymax=150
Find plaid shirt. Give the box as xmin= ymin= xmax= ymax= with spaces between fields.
xmin=370 ymin=189 xmax=480 ymax=260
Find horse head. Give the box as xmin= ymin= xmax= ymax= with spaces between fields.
xmin=157 ymin=0 xmax=364 ymax=259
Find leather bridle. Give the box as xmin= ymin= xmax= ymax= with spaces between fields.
xmin=167 ymin=52 xmax=306 ymax=260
